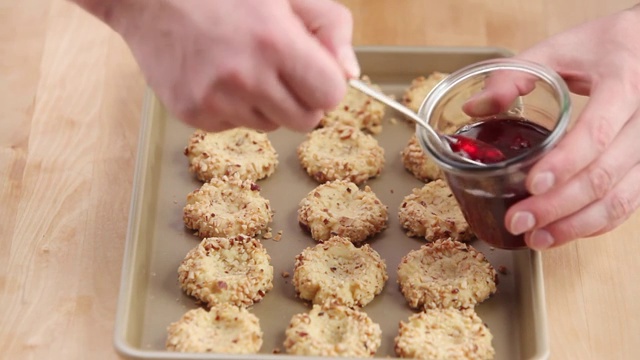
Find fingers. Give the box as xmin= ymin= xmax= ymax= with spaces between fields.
xmin=276 ymin=0 xmax=352 ymax=117
xmin=198 ymin=89 xmax=280 ymax=133
xmin=277 ymin=24 xmax=347 ymax=115
xmin=194 ymin=66 xmax=325 ymax=133
xmin=184 ymin=12 xmax=347 ymax=132
xmin=289 ymin=0 xmax=360 ymax=77
xmin=525 ymin=79 xmax=638 ymax=195
xmin=506 ymin=108 xmax=640 ymax=236
xmin=462 ymin=69 xmax=538 ymax=117
xmin=184 ymin=114 xmax=235 ymax=133
xmin=253 ymin=72 xmax=324 ymax=132
xmin=524 ymin=163 xmax=640 ymax=250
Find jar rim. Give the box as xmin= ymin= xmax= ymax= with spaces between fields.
xmin=416 ymin=58 xmax=572 ymax=176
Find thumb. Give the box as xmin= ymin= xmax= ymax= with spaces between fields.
xmin=289 ymin=0 xmax=360 ymax=78
xmin=462 ymin=67 xmax=537 ymax=117
xmin=462 ymin=49 xmax=555 ymax=118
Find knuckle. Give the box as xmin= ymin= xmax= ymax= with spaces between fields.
xmin=607 ymin=191 xmax=634 ymax=222
xmin=216 ymin=63 xmax=256 ymax=93
xmin=289 ymin=111 xmax=322 ymax=132
xmin=534 ymin=200 xmax=562 ymax=227
xmin=559 ymin=221 xmax=583 ymax=242
xmin=218 ymin=66 xmax=243 ymax=86
xmin=587 ymin=166 xmax=614 ymax=199
xmin=545 ymin=219 xmax=581 ymax=245
xmin=170 ymin=92 xmax=201 ymax=124
xmin=592 ymin=221 xmax=618 ymax=237
xmin=303 ymin=110 xmax=323 ymax=127
xmin=254 ymin=27 xmax=283 ymax=55
xmin=588 ymin=118 xmax=616 ymax=153
xmin=622 ymin=73 xmax=640 ymax=97
xmin=200 ymin=91 xmax=222 ymax=114
xmin=182 ymin=110 xmax=221 ymax=132
xmin=256 ymin=121 xmax=279 ymax=132
xmin=251 ymin=108 xmax=276 ymax=129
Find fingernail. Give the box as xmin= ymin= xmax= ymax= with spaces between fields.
xmin=530 ymin=172 xmax=555 ymax=195
xmin=529 ymin=229 xmax=554 ymax=250
xmin=338 ymin=46 xmax=361 ymax=78
xmin=509 ymin=212 xmax=535 ymax=235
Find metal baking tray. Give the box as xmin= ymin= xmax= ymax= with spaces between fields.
xmin=114 ymin=46 xmax=549 ymax=360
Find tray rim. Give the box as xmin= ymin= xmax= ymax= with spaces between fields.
xmin=113 ymin=45 xmax=550 ymax=360
xmin=354 ymin=44 xmax=515 ymax=56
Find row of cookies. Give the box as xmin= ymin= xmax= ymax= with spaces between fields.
xmin=286 ymin=236 xmax=386 ymax=357
xmin=274 ymin=79 xmax=388 ymax=357
xmin=168 ymin=128 xmax=282 ymax=353
xmin=399 ymin=73 xmax=497 ymax=359
xmin=167 ymin=236 xmax=272 ymax=353
xmin=292 ymin=80 xmax=391 ymax=355
xmin=178 ymin=74 xmax=447 ymax=190
xmin=286 ymin=177 xmax=386 ymax=356
xmin=394 ymin=238 xmax=497 ymax=359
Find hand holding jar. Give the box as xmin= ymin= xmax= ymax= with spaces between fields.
xmin=464 ymin=4 xmax=640 ymax=250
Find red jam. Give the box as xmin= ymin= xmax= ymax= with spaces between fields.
xmin=448 ymin=134 xmax=506 ymax=164
xmin=447 ymin=115 xmax=551 ymax=249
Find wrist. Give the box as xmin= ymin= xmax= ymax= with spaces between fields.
xmin=70 ymin=0 xmax=143 ymax=35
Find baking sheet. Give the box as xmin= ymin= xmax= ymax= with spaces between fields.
xmin=114 ymin=46 xmax=549 ymax=360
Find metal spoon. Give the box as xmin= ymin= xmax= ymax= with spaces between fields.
xmin=348 ymin=78 xmax=505 ymax=166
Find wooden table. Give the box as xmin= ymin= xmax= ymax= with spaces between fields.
xmin=1 ymin=0 xmax=638 ymax=359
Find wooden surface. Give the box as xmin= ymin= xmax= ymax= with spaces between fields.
xmin=1 ymin=0 xmax=638 ymax=359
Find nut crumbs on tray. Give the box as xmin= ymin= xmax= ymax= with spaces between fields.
xmin=498 ymin=266 xmax=508 ymax=275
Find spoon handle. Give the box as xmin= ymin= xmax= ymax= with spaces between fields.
xmin=348 ymin=78 xmax=488 ymax=167
xmin=348 ymin=79 xmax=440 ymax=140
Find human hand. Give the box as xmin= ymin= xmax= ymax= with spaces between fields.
xmin=98 ymin=0 xmax=358 ymax=132
xmin=464 ymin=4 xmax=640 ymax=250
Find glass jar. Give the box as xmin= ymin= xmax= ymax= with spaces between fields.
xmin=416 ymin=58 xmax=571 ymax=249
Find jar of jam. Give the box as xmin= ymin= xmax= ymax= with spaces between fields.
xmin=416 ymin=58 xmax=571 ymax=250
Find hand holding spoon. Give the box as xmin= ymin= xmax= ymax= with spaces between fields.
xmin=348 ymin=78 xmax=506 ymax=165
